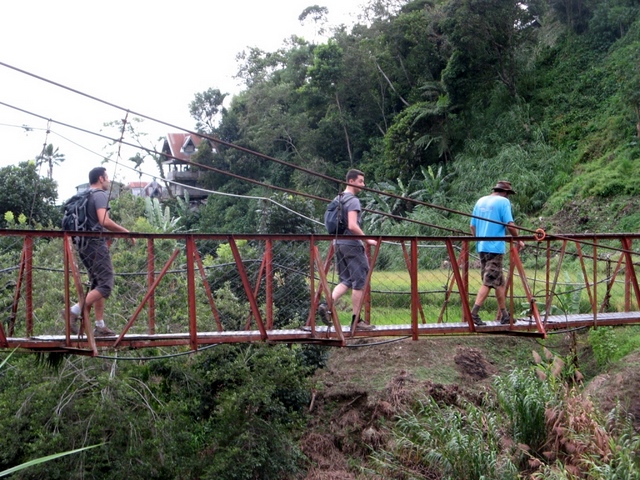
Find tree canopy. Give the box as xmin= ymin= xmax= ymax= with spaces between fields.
xmin=0 ymin=161 xmax=59 ymax=228
xmin=180 ymin=0 xmax=639 ymax=236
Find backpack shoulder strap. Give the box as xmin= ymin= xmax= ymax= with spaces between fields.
xmin=339 ymin=192 xmax=355 ymax=205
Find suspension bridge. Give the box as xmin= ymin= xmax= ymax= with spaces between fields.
xmin=0 ymin=229 xmax=638 ymax=356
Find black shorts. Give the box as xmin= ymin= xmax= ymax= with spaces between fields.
xmin=335 ymin=243 xmax=369 ymax=290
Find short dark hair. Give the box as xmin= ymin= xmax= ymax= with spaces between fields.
xmin=89 ymin=167 xmax=107 ymax=184
xmin=346 ymin=169 xmax=364 ymax=182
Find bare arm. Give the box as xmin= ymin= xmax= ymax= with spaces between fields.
xmin=96 ymin=208 xmax=135 ymax=244
xmin=507 ymin=221 xmax=524 ymax=250
xmin=348 ymin=210 xmax=376 ymax=246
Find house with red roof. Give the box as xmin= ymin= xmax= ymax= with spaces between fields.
xmin=160 ymin=133 xmax=217 ymax=199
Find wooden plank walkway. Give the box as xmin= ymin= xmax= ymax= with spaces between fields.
xmin=5 ymin=311 xmax=640 ymax=352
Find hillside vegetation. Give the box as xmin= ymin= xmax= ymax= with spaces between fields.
xmin=178 ymin=0 xmax=640 ymax=237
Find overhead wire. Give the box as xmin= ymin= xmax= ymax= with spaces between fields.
xmin=33 ymin=123 xmax=327 ymax=228
xmin=0 ymin=97 xmax=466 ymax=234
xmin=0 ymin=61 xmax=547 ymax=237
xmin=0 ymin=60 xmax=470 ymax=235
xmin=1 ymin=120 xmax=333 ymax=229
xmin=2 ymin=60 xmax=640 ymax=255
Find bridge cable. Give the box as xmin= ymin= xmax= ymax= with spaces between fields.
xmin=0 ymin=60 xmax=519 ymax=234
xmin=0 ymin=98 xmax=466 ymax=235
xmin=2 ymin=61 xmax=640 ymax=254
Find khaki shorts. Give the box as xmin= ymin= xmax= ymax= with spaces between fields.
xmin=479 ymin=252 xmax=505 ymax=289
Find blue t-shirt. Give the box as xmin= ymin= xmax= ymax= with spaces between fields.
xmin=470 ymin=194 xmax=514 ymax=254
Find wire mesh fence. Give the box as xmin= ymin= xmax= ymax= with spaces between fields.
xmin=0 ymin=231 xmax=639 ymax=346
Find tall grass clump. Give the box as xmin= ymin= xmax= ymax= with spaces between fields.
xmin=367 ymin=346 xmax=640 ymax=478
xmin=493 ymin=366 xmax=556 ymax=457
xmin=590 ymin=325 xmax=640 ymax=367
xmin=368 ymin=396 xmax=518 ymax=480
xmin=589 ymin=326 xmax=619 ymax=367
xmin=584 ymin=415 xmax=640 ymax=480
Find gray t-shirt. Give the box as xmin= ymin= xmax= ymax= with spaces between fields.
xmin=86 ymin=189 xmax=109 ymax=232
xmin=334 ymin=192 xmax=364 ymax=246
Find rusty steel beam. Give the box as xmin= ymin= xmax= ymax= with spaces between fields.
xmin=0 ymin=230 xmax=639 ymax=355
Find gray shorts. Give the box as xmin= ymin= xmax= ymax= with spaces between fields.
xmin=79 ymin=238 xmax=115 ymax=298
xmin=479 ymin=252 xmax=505 ymax=289
xmin=335 ymin=243 xmax=369 ymax=290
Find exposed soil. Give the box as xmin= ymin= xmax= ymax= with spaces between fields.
xmin=583 ymin=350 xmax=640 ymax=431
xmin=544 ymin=196 xmax=640 ymax=234
xmin=302 ymin=335 xmax=640 ymax=479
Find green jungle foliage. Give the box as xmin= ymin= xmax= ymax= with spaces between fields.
xmin=180 ymin=0 xmax=640 ymax=237
xmin=3 ymin=0 xmax=640 ymax=478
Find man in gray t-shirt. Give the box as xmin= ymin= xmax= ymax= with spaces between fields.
xmin=63 ymin=167 xmax=134 ymax=337
xmin=330 ymin=169 xmax=377 ymax=331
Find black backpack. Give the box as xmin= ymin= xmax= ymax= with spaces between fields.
xmin=324 ymin=193 xmax=351 ymax=235
xmin=61 ymin=189 xmax=97 ymax=244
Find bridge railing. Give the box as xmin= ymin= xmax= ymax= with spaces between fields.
xmin=0 ymin=230 xmax=639 ymax=351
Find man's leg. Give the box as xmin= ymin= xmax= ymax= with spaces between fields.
xmin=82 ymin=288 xmax=103 ymax=325
xmin=472 ymin=285 xmax=491 ymax=310
xmin=350 ymin=288 xmax=374 ymax=330
xmin=471 ymin=285 xmax=491 ymax=325
xmin=351 ymin=288 xmax=364 ymax=317
xmin=495 ymin=285 xmax=507 ymax=310
xmin=85 ymin=290 xmax=115 ymax=336
xmin=494 ymin=285 xmax=512 ymax=323
xmin=332 ymin=282 xmax=349 ymax=302
xmin=93 ymin=296 xmax=106 ymax=322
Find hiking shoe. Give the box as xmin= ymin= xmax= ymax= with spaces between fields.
xmin=471 ymin=313 xmax=486 ymax=326
xmin=317 ymin=302 xmax=332 ymax=326
xmin=61 ymin=309 xmax=81 ymax=335
xmin=500 ymin=312 xmax=511 ymax=325
xmin=94 ymin=325 xmax=117 ymax=337
xmin=355 ymin=321 xmax=375 ymax=331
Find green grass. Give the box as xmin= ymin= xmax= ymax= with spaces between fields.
xmin=366 ymin=264 xmax=633 ymax=321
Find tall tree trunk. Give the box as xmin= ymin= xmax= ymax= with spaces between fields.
xmin=335 ymin=92 xmax=353 ymax=165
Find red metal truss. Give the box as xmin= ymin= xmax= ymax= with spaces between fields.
xmin=0 ymin=230 xmax=638 ymax=355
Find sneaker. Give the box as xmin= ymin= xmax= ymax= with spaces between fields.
xmin=61 ymin=309 xmax=81 ymax=335
xmin=317 ymin=302 xmax=332 ymax=326
xmin=93 ymin=325 xmax=117 ymax=337
xmin=355 ymin=321 xmax=375 ymax=331
xmin=500 ymin=312 xmax=511 ymax=325
xmin=471 ymin=313 xmax=486 ymax=326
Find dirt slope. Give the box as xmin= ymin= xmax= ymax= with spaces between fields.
xmin=302 ymin=335 xmax=640 ymax=479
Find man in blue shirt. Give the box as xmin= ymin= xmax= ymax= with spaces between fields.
xmin=469 ymin=181 xmax=524 ymax=326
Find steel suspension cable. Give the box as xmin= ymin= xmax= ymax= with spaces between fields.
xmin=0 ymin=99 xmax=466 ymax=234
xmin=2 ymin=61 xmax=640 ymax=254
xmin=0 ymin=61 xmax=484 ymax=230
